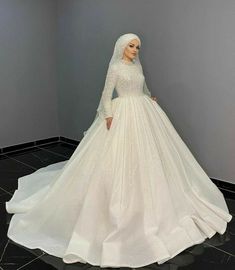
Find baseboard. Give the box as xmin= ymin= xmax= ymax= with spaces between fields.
xmin=0 ymin=136 xmax=60 ymax=154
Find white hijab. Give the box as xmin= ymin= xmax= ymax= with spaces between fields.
xmin=108 ymin=33 xmax=142 ymax=67
xmin=83 ymin=33 xmax=143 ymax=136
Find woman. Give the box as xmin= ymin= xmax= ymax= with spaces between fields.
xmin=6 ymin=33 xmax=232 ymax=268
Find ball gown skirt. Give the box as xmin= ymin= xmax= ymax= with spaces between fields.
xmin=5 ymin=94 xmax=232 ymax=268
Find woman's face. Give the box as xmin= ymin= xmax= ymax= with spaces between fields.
xmin=122 ymin=39 xmax=140 ymax=61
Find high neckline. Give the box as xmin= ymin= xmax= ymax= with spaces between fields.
xmin=120 ymin=59 xmax=135 ymax=65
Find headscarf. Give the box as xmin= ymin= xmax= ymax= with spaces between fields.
xmin=108 ymin=33 xmax=142 ymax=67
xmin=83 ymin=33 xmax=142 ymax=136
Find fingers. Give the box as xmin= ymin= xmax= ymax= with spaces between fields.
xmin=151 ymin=96 xmax=157 ymax=102
xmin=105 ymin=117 xmax=113 ymax=130
xmin=107 ymin=122 xmax=111 ymax=130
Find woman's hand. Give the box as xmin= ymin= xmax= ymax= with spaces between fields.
xmin=151 ymin=96 xmax=157 ymax=102
xmin=105 ymin=117 xmax=113 ymax=130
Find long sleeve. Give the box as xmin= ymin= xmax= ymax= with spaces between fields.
xmin=96 ymin=65 xmax=118 ymax=119
xmin=143 ymin=79 xmax=152 ymax=97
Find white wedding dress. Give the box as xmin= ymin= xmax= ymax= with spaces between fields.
xmin=6 ymin=59 xmax=232 ymax=268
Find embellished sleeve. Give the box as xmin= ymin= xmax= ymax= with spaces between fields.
xmin=143 ymin=79 xmax=152 ymax=97
xmin=96 ymin=65 xmax=118 ymax=119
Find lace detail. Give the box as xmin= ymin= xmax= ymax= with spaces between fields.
xmin=96 ymin=64 xmax=118 ymax=119
xmin=96 ymin=61 xmax=152 ymax=120
xmin=143 ymin=80 xmax=152 ymax=97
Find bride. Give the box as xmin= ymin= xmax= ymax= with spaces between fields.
xmin=6 ymin=33 xmax=232 ymax=268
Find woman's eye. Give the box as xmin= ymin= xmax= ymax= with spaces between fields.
xmin=129 ymin=45 xmax=140 ymax=50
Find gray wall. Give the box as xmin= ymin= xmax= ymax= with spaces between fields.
xmin=57 ymin=0 xmax=235 ymax=183
xmin=0 ymin=0 xmax=59 ymax=148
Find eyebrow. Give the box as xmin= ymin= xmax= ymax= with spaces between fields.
xmin=129 ymin=43 xmax=140 ymax=46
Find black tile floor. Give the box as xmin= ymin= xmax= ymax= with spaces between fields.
xmin=0 ymin=141 xmax=234 ymax=269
